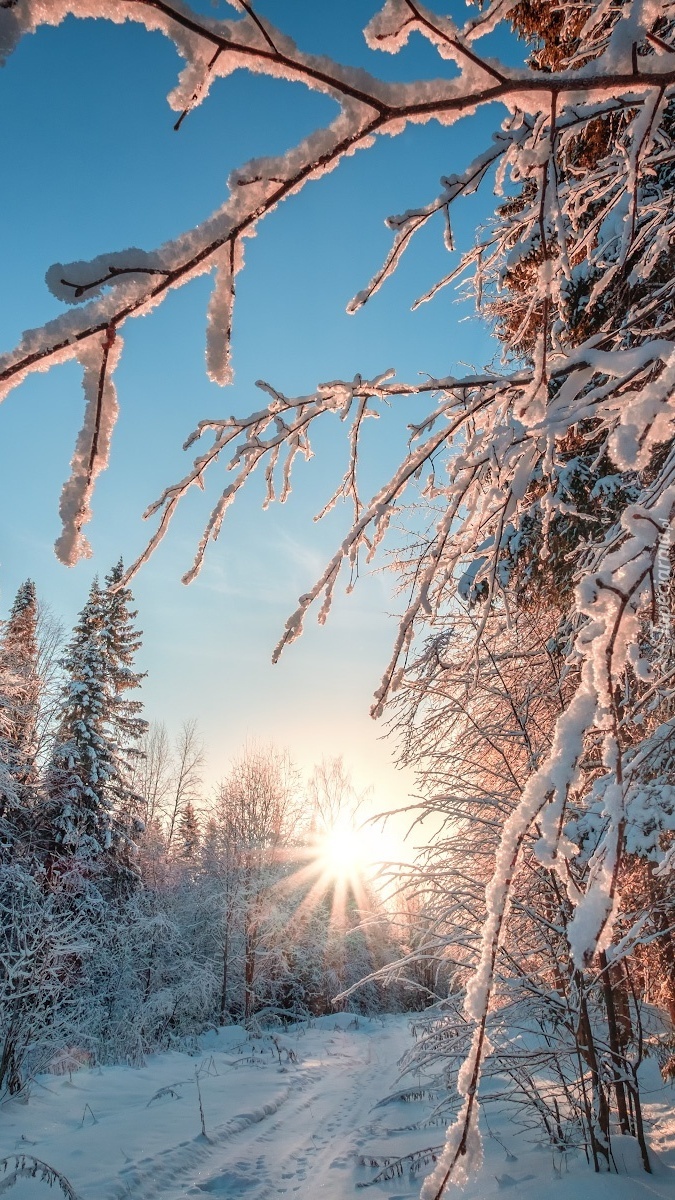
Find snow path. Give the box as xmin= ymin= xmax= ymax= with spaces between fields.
xmin=184 ymin=1029 xmax=397 ymax=1199
xmin=112 ymin=1021 xmax=403 ymax=1199
xmin=2 ymin=1014 xmax=675 ymax=1200
xmin=0 ymin=1015 xmax=412 ymax=1200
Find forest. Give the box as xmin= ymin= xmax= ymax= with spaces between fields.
xmin=2 ymin=0 xmax=675 ymax=1197
xmin=0 ymin=568 xmax=422 ymax=1085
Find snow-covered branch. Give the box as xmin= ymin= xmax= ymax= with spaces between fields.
xmin=2 ymin=1 xmax=675 ymax=562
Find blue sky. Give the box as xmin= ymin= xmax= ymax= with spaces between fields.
xmin=0 ymin=2 xmax=522 ymax=841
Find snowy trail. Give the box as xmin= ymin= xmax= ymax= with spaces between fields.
xmin=181 ymin=1029 xmax=396 ymax=1200
xmin=146 ymin=1023 xmax=404 ymax=1200
xmin=3 ymin=1014 xmax=675 ymax=1200
xmin=0 ymin=1016 xmax=412 ymax=1200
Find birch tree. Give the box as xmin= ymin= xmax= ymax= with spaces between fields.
xmin=215 ymin=744 xmax=301 ymax=1020
xmin=165 ymin=720 xmax=204 ymax=854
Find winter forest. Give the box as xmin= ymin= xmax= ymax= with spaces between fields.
xmin=0 ymin=562 xmax=415 ymax=1045
xmin=2 ymin=0 xmax=675 ymax=1198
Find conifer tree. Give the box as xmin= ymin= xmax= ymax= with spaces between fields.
xmin=100 ymin=560 xmax=148 ymax=858
xmin=45 ymin=568 xmax=147 ymax=888
xmin=46 ymin=580 xmax=116 ymax=863
xmin=101 ymin=560 xmax=147 ymax=763
xmin=178 ymin=801 xmax=200 ymax=860
xmin=0 ymin=581 xmax=41 ymax=857
xmin=0 ymin=580 xmax=39 ymax=785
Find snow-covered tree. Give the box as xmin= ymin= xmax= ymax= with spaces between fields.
xmin=164 ymin=720 xmax=204 ymax=854
xmin=196 ymin=813 xmax=243 ymax=1023
xmin=132 ymin=722 xmax=172 ymax=834
xmin=389 ymin=599 xmax=664 ymax=1171
xmin=0 ymin=581 xmax=39 ymax=783
xmin=45 ymin=570 xmax=146 ymax=885
xmin=177 ymin=800 xmax=200 ymax=860
xmin=0 ymin=581 xmax=41 ymax=854
xmin=306 ymin=757 xmax=364 ymax=835
xmin=30 ymin=603 xmax=67 ymax=773
xmin=214 ymin=745 xmax=302 ymax=1020
xmin=46 ymin=580 xmax=117 ymax=863
xmin=0 ymin=862 xmax=92 ymax=1097
xmin=100 ymin=559 xmax=147 ymax=783
xmin=98 ymin=562 xmax=147 ymax=875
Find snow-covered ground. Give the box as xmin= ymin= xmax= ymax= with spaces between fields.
xmin=1 ymin=1013 xmax=674 ymax=1199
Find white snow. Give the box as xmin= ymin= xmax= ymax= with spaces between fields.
xmin=55 ymin=330 xmax=122 ymax=566
xmin=1 ymin=1014 xmax=675 ymax=1200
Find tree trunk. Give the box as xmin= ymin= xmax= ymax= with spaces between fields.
xmin=244 ymin=923 xmax=257 ymax=1021
xmin=219 ymin=920 xmax=230 ymax=1024
xmin=575 ymin=973 xmax=611 ymax=1170
xmin=598 ymin=950 xmax=630 ymax=1136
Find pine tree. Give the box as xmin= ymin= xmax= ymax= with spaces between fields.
xmin=99 ymin=560 xmax=148 ymax=857
xmin=46 ymin=580 xmax=116 ymax=863
xmin=0 ymin=581 xmax=41 ymax=857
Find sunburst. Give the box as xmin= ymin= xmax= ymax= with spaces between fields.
xmin=277 ymin=815 xmax=404 ymax=937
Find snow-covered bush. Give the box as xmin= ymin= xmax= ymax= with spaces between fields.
xmin=0 ymin=864 xmax=92 ymax=1097
xmin=80 ymin=887 xmax=220 ymax=1063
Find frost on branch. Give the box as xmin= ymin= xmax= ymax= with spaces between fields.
xmin=205 ymin=242 xmax=239 ymax=387
xmin=46 ymin=250 xmax=169 ymax=306
xmin=55 ymin=328 xmax=122 ymax=566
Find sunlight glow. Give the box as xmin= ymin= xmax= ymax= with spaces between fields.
xmin=317 ymin=824 xmax=367 ymax=883
xmin=276 ymin=816 xmax=407 ymax=940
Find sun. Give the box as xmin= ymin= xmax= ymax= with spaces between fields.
xmin=278 ymin=818 xmax=373 ymax=932
xmin=275 ymin=808 xmax=410 ymax=936
xmin=316 ymin=823 xmax=367 ymax=884
xmin=281 ymin=817 xmax=406 ymax=928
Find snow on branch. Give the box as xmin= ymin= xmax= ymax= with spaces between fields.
xmin=1 ymin=2 xmax=675 ymax=564
xmin=55 ymin=326 xmax=122 ymax=566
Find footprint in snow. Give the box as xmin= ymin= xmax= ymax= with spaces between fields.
xmin=194 ymin=1168 xmax=257 ymax=1193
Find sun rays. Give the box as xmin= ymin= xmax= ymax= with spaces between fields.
xmin=275 ymin=814 xmax=404 ymax=943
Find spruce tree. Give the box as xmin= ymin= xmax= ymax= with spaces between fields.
xmin=100 ymin=560 xmax=148 ymax=855
xmin=46 ymin=567 xmax=147 ymax=889
xmin=0 ymin=581 xmax=41 ymax=857
xmin=177 ymin=801 xmax=200 ymax=860
xmin=101 ymin=560 xmax=147 ymax=758
xmin=480 ymin=0 xmax=675 ymax=609
xmin=46 ymin=580 xmax=116 ymax=862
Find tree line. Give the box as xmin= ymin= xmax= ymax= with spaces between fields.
xmin=0 ymin=571 xmax=427 ymax=1101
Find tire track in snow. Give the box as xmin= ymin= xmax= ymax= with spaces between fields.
xmin=186 ymin=1025 xmax=405 ymax=1200
xmin=95 ymin=1020 xmax=411 ymax=1200
xmin=103 ymin=1082 xmax=297 ymax=1200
